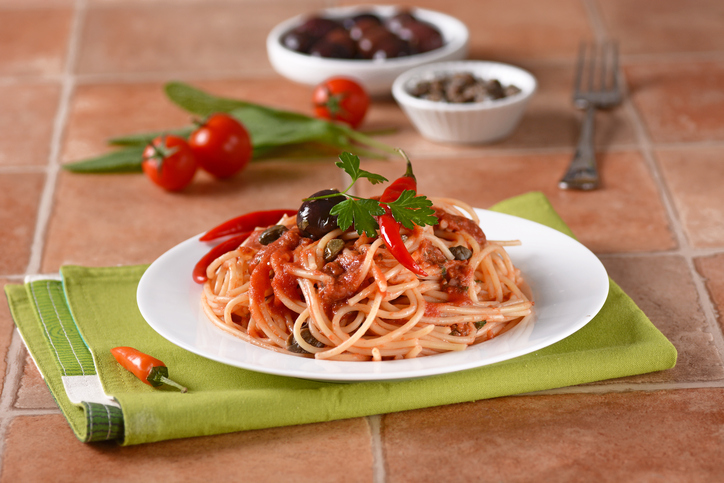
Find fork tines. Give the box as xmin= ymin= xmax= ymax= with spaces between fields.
xmin=573 ymin=41 xmax=620 ymax=109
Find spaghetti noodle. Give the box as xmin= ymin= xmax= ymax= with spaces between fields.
xmin=200 ymin=197 xmax=533 ymax=361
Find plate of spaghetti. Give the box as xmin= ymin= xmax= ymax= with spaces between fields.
xmin=137 ymin=154 xmax=608 ymax=381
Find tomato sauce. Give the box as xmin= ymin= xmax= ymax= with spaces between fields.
xmin=434 ymin=208 xmax=486 ymax=245
xmin=319 ymin=249 xmax=369 ymax=313
xmin=270 ymin=248 xmax=302 ymax=304
xmin=443 ymin=261 xmax=473 ymax=298
xmin=248 ymin=228 xmax=301 ymax=273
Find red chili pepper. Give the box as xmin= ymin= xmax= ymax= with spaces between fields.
xmin=110 ymin=347 xmax=187 ymax=393
xmin=199 ymin=209 xmax=297 ymax=241
xmin=193 ymin=232 xmax=252 ymax=283
xmin=377 ymin=159 xmax=428 ymax=277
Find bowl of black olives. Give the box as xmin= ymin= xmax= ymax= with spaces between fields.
xmin=392 ymin=61 xmax=537 ymax=144
xmin=267 ymin=5 xmax=469 ymax=96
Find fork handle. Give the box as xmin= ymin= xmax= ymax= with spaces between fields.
xmin=559 ymin=105 xmax=600 ymax=190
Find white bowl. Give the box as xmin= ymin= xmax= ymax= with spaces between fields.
xmin=266 ymin=5 xmax=469 ymax=96
xmin=392 ymin=61 xmax=537 ymax=144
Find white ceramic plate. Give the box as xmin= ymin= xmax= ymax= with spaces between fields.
xmin=137 ymin=209 xmax=609 ymax=382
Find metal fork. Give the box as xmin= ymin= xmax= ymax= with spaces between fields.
xmin=559 ymin=41 xmax=622 ymax=190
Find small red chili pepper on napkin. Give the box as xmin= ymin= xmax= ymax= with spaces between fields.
xmin=199 ymin=209 xmax=297 ymax=241
xmin=111 ymin=347 xmax=187 ymax=393
xmin=377 ymin=159 xmax=428 ymax=277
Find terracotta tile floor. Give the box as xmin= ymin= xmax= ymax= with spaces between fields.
xmin=2 ymin=0 xmax=724 ymax=480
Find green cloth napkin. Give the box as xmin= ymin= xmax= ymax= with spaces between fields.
xmin=4 ymin=192 xmax=677 ymax=445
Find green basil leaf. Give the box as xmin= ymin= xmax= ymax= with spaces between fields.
xmin=165 ymin=81 xmax=396 ymax=158
xmin=108 ymin=127 xmax=193 ymax=147
xmin=164 ymin=82 xmax=258 ymax=116
xmin=230 ymin=107 xmax=339 ymax=148
xmin=62 ymin=146 xmax=145 ymax=173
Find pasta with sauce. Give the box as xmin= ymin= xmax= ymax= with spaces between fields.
xmin=199 ymin=197 xmax=533 ymax=361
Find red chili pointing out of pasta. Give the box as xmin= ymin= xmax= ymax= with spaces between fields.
xmin=375 ymin=157 xmax=428 ymax=277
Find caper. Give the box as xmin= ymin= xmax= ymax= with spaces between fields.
xmin=323 ymin=238 xmax=345 ymax=262
xmin=259 ymin=225 xmax=288 ymax=245
xmin=286 ymin=324 xmax=326 ymax=354
xmin=450 ymin=245 xmax=472 ymax=261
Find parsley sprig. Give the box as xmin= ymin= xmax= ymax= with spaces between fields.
xmin=304 ymin=152 xmax=438 ymax=237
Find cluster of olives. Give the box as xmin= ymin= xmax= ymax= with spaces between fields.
xmin=281 ymin=10 xmax=444 ymax=60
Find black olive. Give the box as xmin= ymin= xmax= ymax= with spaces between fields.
xmin=281 ymin=30 xmax=315 ymax=53
xmin=371 ymin=36 xmax=412 ymax=59
xmin=347 ymin=15 xmax=383 ymax=41
xmin=323 ymin=238 xmax=345 ymax=262
xmin=386 ymin=11 xmax=417 ymax=34
xmin=286 ymin=324 xmax=326 ymax=354
xmin=397 ymin=21 xmax=443 ymax=53
xmin=450 ymin=245 xmax=472 ymax=260
xmin=356 ymin=25 xmax=389 ymax=58
xmin=342 ymin=12 xmax=382 ymax=30
xmin=357 ymin=25 xmax=411 ymax=59
xmin=295 ymin=16 xmax=341 ymax=39
xmin=309 ymin=28 xmax=357 ymax=59
xmin=259 ymin=225 xmax=288 ymax=245
xmin=297 ymin=189 xmax=346 ymax=240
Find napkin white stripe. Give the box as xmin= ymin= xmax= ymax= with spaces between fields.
xmin=62 ymin=375 xmax=120 ymax=408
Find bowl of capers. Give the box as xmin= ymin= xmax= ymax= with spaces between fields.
xmin=392 ymin=61 xmax=537 ymax=144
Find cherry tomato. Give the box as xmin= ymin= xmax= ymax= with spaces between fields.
xmin=312 ymin=77 xmax=370 ymax=128
xmin=142 ymin=135 xmax=198 ymax=191
xmin=188 ymin=113 xmax=253 ymax=179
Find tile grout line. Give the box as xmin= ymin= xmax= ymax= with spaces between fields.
xmin=582 ymin=0 xmax=608 ymax=42
xmin=0 ymin=329 xmax=29 ymax=475
xmin=521 ymin=379 xmax=724 ymax=397
xmin=24 ymin=0 xmax=87 ymax=276
xmin=0 ymin=0 xmax=88 ymax=474
xmin=368 ymin=415 xmax=386 ymax=483
xmin=622 ymin=92 xmax=724 ymax=363
xmin=584 ymin=0 xmax=724 ymax=383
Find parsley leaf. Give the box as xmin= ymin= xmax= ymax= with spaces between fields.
xmin=306 ymin=151 xmax=439 ymax=236
xmin=386 ymin=190 xmax=438 ymax=230
xmin=336 ymin=152 xmax=388 ymax=187
xmin=331 ymin=198 xmax=385 ymax=237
